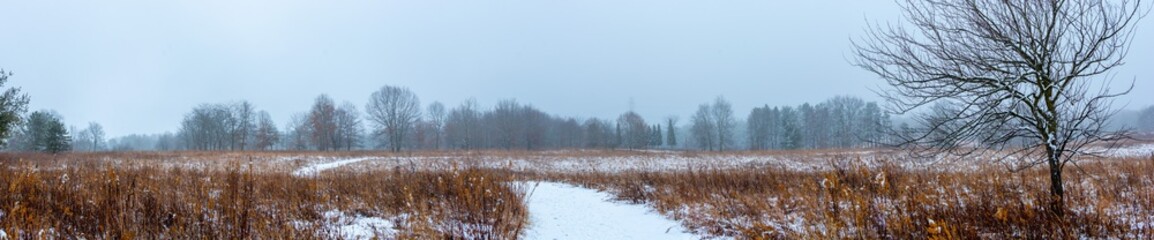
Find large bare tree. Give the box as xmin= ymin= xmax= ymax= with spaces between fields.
xmin=366 ymin=85 xmax=421 ymax=152
xmin=854 ymin=0 xmax=1146 ymax=215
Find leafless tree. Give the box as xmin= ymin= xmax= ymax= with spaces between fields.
xmin=178 ymin=104 xmax=238 ymax=151
xmin=617 ymin=111 xmax=648 ymax=149
xmin=581 ymin=118 xmax=612 ymax=149
xmin=285 ymin=112 xmax=311 ymax=151
xmin=666 ymin=116 xmax=679 ymax=148
xmin=853 ymin=0 xmax=1146 ymax=215
xmin=253 ymin=111 xmax=279 ymax=150
xmin=691 ymin=104 xmax=716 ymax=151
xmin=427 ymin=101 xmax=446 ymax=150
xmin=83 ymin=122 xmax=105 ymax=151
xmin=488 ymin=99 xmax=523 ymax=150
xmin=366 ymin=85 xmax=421 ymax=152
xmin=336 ymin=102 xmax=362 ymax=150
xmin=308 ymin=95 xmax=339 ymax=151
xmin=232 ymin=101 xmax=255 ymax=151
xmin=710 ymin=96 xmax=736 ymax=151
xmin=446 ymin=99 xmax=482 ymax=150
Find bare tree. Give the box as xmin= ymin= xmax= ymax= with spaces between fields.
xmin=232 ymin=101 xmax=255 ymax=151
xmin=446 ymin=99 xmax=482 ymax=150
xmin=710 ymin=96 xmax=736 ymax=151
xmin=691 ymin=103 xmax=716 ymax=151
xmin=285 ymin=112 xmax=311 ymax=151
xmin=747 ymin=105 xmax=773 ymax=150
xmin=179 ymin=104 xmax=236 ymax=151
xmin=308 ymin=95 xmax=339 ymax=151
xmin=366 ymin=85 xmax=421 ymax=152
xmin=336 ymin=102 xmax=362 ymax=150
xmin=666 ymin=116 xmax=679 ymax=148
xmin=253 ymin=111 xmax=279 ymax=150
xmin=617 ymin=111 xmax=648 ymax=150
xmin=84 ymin=122 xmax=105 ymax=151
xmin=853 ymin=0 xmax=1146 ymax=215
xmin=427 ymin=101 xmax=446 ymax=150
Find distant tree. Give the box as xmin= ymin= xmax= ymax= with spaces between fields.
xmin=553 ymin=117 xmax=583 ymax=148
xmin=81 ymin=122 xmax=105 ymax=151
xmin=520 ymin=105 xmax=549 ymax=150
xmin=427 ymin=101 xmax=447 ymax=149
xmin=691 ymin=103 xmax=716 ymax=151
xmin=365 ymin=86 xmax=421 ymax=152
xmin=336 ymin=102 xmax=362 ymax=150
xmin=308 ymin=95 xmax=340 ymax=151
xmin=70 ymin=125 xmax=88 ymax=151
xmin=666 ymin=116 xmax=679 ymax=147
xmin=19 ymin=111 xmax=71 ymax=153
xmin=710 ymin=97 xmax=736 ymax=151
xmin=778 ymin=106 xmax=802 ymax=150
xmin=253 ymin=111 xmax=279 ymax=150
xmin=747 ymin=105 xmax=772 ymax=150
xmin=285 ymin=113 xmax=311 ymax=151
xmin=583 ymin=118 xmax=614 ymax=149
xmin=649 ymin=124 xmax=663 ymax=147
xmin=617 ymin=111 xmax=649 ymax=149
xmin=179 ymin=104 xmax=236 ymax=151
xmin=488 ymin=99 xmax=524 ymax=150
xmin=1139 ymin=106 xmax=1154 ymax=133
xmin=0 ymin=70 xmax=30 ymax=147
xmin=231 ymin=101 xmax=255 ymax=150
xmin=853 ymin=0 xmax=1145 ymax=215
xmin=155 ymin=132 xmax=179 ymax=151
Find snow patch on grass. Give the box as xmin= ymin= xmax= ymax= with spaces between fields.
xmin=520 ymin=181 xmax=701 ymax=240
xmin=1102 ymin=144 xmax=1154 ymax=158
xmin=292 ymin=157 xmax=377 ymax=177
xmin=293 ymin=210 xmax=399 ymax=240
xmin=323 ymin=210 xmax=398 ymax=240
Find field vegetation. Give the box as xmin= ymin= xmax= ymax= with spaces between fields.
xmin=1 ymin=149 xmax=1152 ymax=239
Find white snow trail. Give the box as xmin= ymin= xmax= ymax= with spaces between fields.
xmin=292 ymin=157 xmax=377 ymax=177
xmin=521 ymin=181 xmax=700 ymax=240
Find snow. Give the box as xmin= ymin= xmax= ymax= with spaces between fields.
xmin=321 ymin=210 xmax=398 ymax=240
xmin=292 ymin=157 xmax=377 ymax=177
xmin=520 ymin=181 xmax=701 ymax=240
xmin=1101 ymin=144 xmax=1154 ymax=158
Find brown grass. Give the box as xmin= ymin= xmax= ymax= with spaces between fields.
xmin=0 ymin=152 xmax=526 ymax=239
xmin=2 ymin=150 xmax=1152 ymax=239
xmin=543 ymin=154 xmax=1154 ymax=239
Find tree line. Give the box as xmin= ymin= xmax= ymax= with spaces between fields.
xmin=1 ymin=73 xmax=1149 ymax=154
xmin=160 ymin=86 xmax=894 ymax=152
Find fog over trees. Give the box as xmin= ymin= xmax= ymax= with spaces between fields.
xmin=0 ymin=80 xmax=1149 ymax=154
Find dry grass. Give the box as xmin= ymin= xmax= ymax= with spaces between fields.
xmin=0 ymin=152 xmax=526 ymax=239
xmin=2 ymin=150 xmax=1152 ymax=239
xmin=544 ymin=154 xmax=1154 ymax=239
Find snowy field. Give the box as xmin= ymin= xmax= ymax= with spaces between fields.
xmin=2 ymin=144 xmax=1152 ymax=239
xmin=272 ymin=144 xmax=1154 ymax=239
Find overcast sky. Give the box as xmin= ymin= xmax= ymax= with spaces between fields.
xmin=1 ymin=1 xmax=1151 ymax=137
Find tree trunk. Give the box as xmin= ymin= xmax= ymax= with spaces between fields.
xmin=1046 ymin=146 xmax=1065 ymax=217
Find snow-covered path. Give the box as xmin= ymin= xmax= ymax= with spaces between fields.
xmin=292 ymin=157 xmax=377 ymax=177
xmin=521 ymin=181 xmax=700 ymax=240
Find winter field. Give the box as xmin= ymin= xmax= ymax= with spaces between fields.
xmin=1 ymin=144 xmax=1153 ymax=239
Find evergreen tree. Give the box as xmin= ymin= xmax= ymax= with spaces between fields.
xmin=0 ymin=70 xmax=30 ymax=147
xmin=20 ymin=111 xmax=70 ymax=153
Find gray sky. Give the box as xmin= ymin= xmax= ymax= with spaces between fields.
xmin=2 ymin=0 xmax=1151 ymax=137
